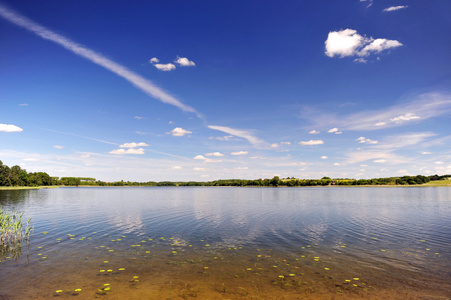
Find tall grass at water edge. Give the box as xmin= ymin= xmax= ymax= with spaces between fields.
xmin=0 ymin=209 xmax=33 ymax=247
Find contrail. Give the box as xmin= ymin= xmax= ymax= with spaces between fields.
xmin=45 ymin=129 xmax=119 ymax=146
xmin=0 ymin=3 xmax=199 ymax=115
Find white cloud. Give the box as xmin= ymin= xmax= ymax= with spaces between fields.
xmin=0 ymin=124 xmax=23 ymax=132
xmin=324 ymin=29 xmax=402 ymax=60
xmin=299 ymin=140 xmax=324 ymax=146
xmin=309 ymin=130 xmax=320 ymax=134
xmin=210 ymin=135 xmax=235 ymax=142
xmin=374 ymin=132 xmax=436 ymax=150
xmin=174 ymin=56 xmax=195 ymax=67
xmin=22 ymin=158 xmax=38 ymax=162
xmin=271 ymin=141 xmax=291 ymax=148
xmin=334 ymin=163 xmax=341 ymax=166
xmin=171 ymin=166 xmax=183 ymax=170
xmin=134 ymin=116 xmax=144 ymax=120
xmin=356 ymin=137 xmax=378 ymax=144
xmin=231 ymin=151 xmax=249 ymax=156
xmin=53 ymin=145 xmax=65 ymax=149
xmin=390 ymin=113 xmax=420 ymax=123
xmin=397 ymin=170 xmax=411 ymax=176
xmin=154 ymin=63 xmax=176 ymax=71
xmin=326 ymin=128 xmax=342 ymax=134
xmin=170 ymin=127 xmax=192 ymax=137
xmin=435 ymin=161 xmax=444 ymax=165
xmin=359 ymin=38 xmax=403 ymax=57
xmin=345 ymin=132 xmax=435 ymax=165
xmin=421 ymin=151 xmax=432 ymax=155
xmin=150 ymin=57 xmax=159 ymax=63
xmin=193 ymin=167 xmax=206 ymax=171
xmin=325 ymin=29 xmax=368 ymax=58
xmin=19 ymin=103 xmax=28 ymax=106
xmin=208 ymin=125 xmax=267 ymax=147
xmin=109 ymin=148 xmax=145 ymax=155
xmin=354 ymin=58 xmax=367 ymax=63
xmin=328 ymin=128 xmax=338 ymax=133
xmin=119 ymin=142 xmax=149 ymax=148
xmin=193 ymin=155 xmax=221 ymax=163
xmin=374 ymin=159 xmax=386 ymax=163
xmin=205 ymin=152 xmax=224 ymax=157
xmin=321 ymin=156 xmax=328 ymax=159
xmin=193 ymin=155 xmax=206 ymax=160
xmin=383 ymin=6 xmax=408 ymax=12
xmin=310 ymin=93 xmax=451 ymax=131
xmin=0 ymin=5 xmax=199 ymax=115
xmin=234 ymin=167 xmax=248 ymax=170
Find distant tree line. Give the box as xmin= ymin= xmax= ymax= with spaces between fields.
xmin=165 ymin=175 xmax=440 ymax=187
xmin=1 ymin=160 xmax=450 ymax=187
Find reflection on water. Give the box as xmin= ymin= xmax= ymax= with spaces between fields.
xmin=0 ymin=186 xmax=450 ymax=299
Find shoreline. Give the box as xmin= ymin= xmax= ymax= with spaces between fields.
xmin=1 ymin=182 xmax=450 ymax=190
xmin=0 ymin=186 xmax=59 ymax=191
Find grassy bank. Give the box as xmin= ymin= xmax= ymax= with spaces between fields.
xmin=0 ymin=186 xmax=59 ymax=191
xmin=421 ymin=179 xmax=451 ymax=186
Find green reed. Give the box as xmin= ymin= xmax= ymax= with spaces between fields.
xmin=0 ymin=209 xmax=33 ymax=247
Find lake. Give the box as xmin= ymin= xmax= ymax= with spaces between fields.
xmin=1 ymin=186 xmax=450 ymax=299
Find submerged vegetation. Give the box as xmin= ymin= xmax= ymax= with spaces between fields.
xmin=1 ymin=160 xmax=450 ymax=188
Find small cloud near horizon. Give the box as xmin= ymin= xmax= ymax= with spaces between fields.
xmin=109 ymin=148 xmax=145 ymax=155
xmin=205 ymin=152 xmax=224 ymax=157
xmin=0 ymin=124 xmax=23 ymax=132
xmin=174 ymin=56 xmax=195 ymax=67
xmin=119 ymin=142 xmax=149 ymax=148
xmin=299 ymin=140 xmax=324 ymax=146
xmin=231 ymin=151 xmax=249 ymax=156
xmin=169 ymin=127 xmax=192 ymax=137
xmin=383 ymin=6 xmax=408 ymax=12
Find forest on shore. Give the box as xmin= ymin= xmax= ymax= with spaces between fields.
xmin=1 ymin=160 xmax=450 ymax=188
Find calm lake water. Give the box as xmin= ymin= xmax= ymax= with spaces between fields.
xmin=1 ymin=187 xmax=450 ymax=299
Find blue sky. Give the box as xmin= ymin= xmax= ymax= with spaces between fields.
xmin=1 ymin=0 xmax=450 ymax=182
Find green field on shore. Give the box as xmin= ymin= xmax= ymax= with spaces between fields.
xmin=0 ymin=186 xmax=59 ymax=191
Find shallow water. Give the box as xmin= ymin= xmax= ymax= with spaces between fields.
xmin=0 ymin=186 xmax=450 ymax=299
